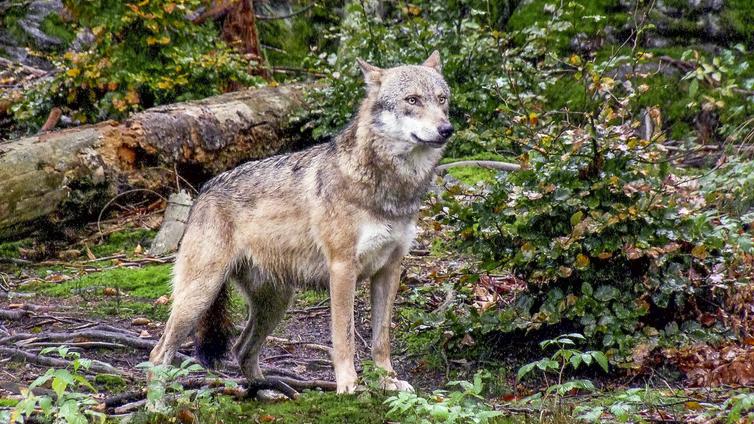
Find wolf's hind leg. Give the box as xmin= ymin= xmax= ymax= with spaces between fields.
xmin=233 ymin=278 xmax=294 ymax=381
xmin=149 ymin=255 xmax=232 ymax=367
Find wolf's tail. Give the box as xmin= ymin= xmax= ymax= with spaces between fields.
xmin=193 ymin=283 xmax=233 ymax=368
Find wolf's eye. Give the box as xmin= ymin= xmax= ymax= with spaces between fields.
xmin=406 ymin=96 xmax=418 ymax=105
xmin=438 ymin=96 xmax=447 ymax=104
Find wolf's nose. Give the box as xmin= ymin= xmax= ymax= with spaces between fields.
xmin=438 ymin=123 xmax=454 ymax=139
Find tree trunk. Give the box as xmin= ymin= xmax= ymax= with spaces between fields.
xmin=0 ymin=83 xmax=309 ymax=239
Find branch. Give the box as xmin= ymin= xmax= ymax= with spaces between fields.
xmin=255 ymin=4 xmax=314 ymax=20
xmin=0 ymin=346 xmax=123 ymax=375
xmin=435 ymin=160 xmax=521 ymax=174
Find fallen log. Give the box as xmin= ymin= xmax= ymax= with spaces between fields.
xmin=0 ymin=84 xmax=309 ymax=239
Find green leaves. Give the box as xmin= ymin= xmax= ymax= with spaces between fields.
xmin=385 ymin=371 xmax=502 ymax=423
xmin=13 ymin=345 xmax=101 ymax=423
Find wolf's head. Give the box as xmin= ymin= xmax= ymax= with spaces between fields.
xmin=357 ymin=51 xmax=453 ymax=148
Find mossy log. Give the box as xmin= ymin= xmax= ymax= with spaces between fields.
xmin=0 ymin=84 xmax=308 ymax=239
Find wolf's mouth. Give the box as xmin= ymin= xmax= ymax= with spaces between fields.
xmin=411 ymin=133 xmax=444 ymax=147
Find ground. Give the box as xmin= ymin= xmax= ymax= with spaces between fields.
xmin=0 ymin=199 xmax=463 ymax=421
xmin=0 ymin=185 xmax=752 ymax=423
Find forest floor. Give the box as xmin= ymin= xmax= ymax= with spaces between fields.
xmin=0 ymin=187 xmax=752 ymax=423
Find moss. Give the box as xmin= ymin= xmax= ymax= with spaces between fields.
xmin=0 ymin=238 xmax=33 ymax=259
xmin=216 ymin=391 xmax=389 ymax=424
xmin=296 ymin=289 xmax=328 ymax=307
xmin=25 ymin=264 xmax=171 ymax=298
xmin=94 ymin=374 xmax=127 ymax=392
xmin=396 ymin=306 xmax=446 ymax=371
xmin=89 ymin=229 xmax=157 ymax=258
xmin=506 ymin=0 xmax=626 ymax=52
xmin=722 ymin=0 xmax=754 ymax=45
xmin=18 ymin=264 xmax=172 ymax=319
xmin=40 ymin=14 xmax=75 ymax=47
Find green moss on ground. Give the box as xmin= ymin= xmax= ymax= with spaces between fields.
xmin=23 ymin=264 xmax=171 ymax=298
xmin=130 ymin=391 xmax=390 ymax=424
xmin=94 ymin=374 xmax=127 ymax=393
xmin=0 ymin=238 xmax=33 ymax=258
xmin=296 ymin=289 xmax=329 ymax=307
xmin=722 ymin=0 xmax=754 ymax=45
xmin=20 ymin=264 xmax=172 ymax=319
xmin=441 ymin=152 xmax=514 ymax=185
xmin=89 ymin=229 xmax=157 ymax=258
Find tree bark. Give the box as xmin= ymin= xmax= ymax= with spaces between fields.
xmin=0 ymin=83 xmax=309 ymax=239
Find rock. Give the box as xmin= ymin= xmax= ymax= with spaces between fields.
xmin=702 ymin=14 xmax=722 ymax=38
xmin=707 ymin=0 xmax=724 ymax=12
xmin=148 ymin=191 xmax=193 ymax=256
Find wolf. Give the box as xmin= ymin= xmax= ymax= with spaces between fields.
xmin=149 ymin=51 xmax=453 ymax=394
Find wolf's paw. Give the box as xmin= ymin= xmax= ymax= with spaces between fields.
xmin=336 ymin=381 xmax=358 ymax=394
xmin=380 ymin=376 xmax=415 ymax=393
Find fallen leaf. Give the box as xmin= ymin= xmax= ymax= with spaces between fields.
xmin=132 ymin=317 xmax=151 ymax=326
xmin=139 ymin=330 xmax=151 ymax=338
xmin=154 ymin=295 xmax=170 ymax=305
xmin=134 ymin=243 xmax=143 ymax=255
xmin=176 ymin=408 xmax=195 ymax=424
xmin=103 ymin=287 xmax=118 ymax=296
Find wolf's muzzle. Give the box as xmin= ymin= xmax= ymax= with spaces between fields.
xmin=438 ymin=123 xmax=454 ymax=140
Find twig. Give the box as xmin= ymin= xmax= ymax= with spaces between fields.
xmin=23 ymin=341 xmax=127 ymax=350
xmin=97 ymin=189 xmax=167 ymax=236
xmin=113 ymin=399 xmax=147 ymax=414
xmin=0 ymin=257 xmax=33 ymax=265
xmin=266 ymin=336 xmax=332 ymax=355
xmin=287 ymin=305 xmax=329 ymax=314
xmin=435 ymin=160 xmax=521 ymax=174
xmin=0 ymin=346 xmax=123 ymax=375
xmin=10 ymin=330 xmax=155 ymax=350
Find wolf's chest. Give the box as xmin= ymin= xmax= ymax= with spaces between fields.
xmin=356 ymin=220 xmax=414 ymax=278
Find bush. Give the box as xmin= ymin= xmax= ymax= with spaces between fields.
xmin=9 ymin=0 xmax=262 ymax=131
xmin=437 ymin=4 xmax=754 ymax=365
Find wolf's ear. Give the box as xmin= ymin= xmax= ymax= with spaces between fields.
xmin=356 ymin=58 xmax=383 ymax=86
xmin=422 ymin=50 xmax=442 ymax=72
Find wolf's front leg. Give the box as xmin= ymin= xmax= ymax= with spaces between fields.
xmin=328 ymin=259 xmax=358 ymax=394
xmin=370 ymin=252 xmax=414 ymax=392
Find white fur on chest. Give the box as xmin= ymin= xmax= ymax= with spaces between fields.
xmin=356 ymin=219 xmax=414 ymax=277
